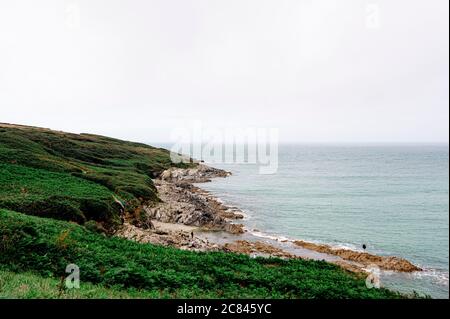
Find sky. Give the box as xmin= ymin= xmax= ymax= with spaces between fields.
xmin=0 ymin=0 xmax=448 ymax=143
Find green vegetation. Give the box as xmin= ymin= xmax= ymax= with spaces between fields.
xmin=0 ymin=163 xmax=120 ymax=224
xmin=0 ymin=268 xmax=166 ymax=299
xmin=0 ymin=123 xmax=191 ymax=229
xmin=0 ymin=123 xmax=404 ymax=299
xmin=0 ymin=209 xmax=401 ymax=298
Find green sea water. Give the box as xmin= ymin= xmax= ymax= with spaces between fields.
xmin=196 ymin=144 xmax=449 ymax=298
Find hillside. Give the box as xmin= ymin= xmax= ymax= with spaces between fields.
xmin=0 ymin=209 xmax=401 ymax=298
xmin=0 ymin=123 xmax=191 ymax=230
xmin=0 ymin=123 xmax=403 ymax=299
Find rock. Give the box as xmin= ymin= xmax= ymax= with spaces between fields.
xmin=224 ymin=223 xmax=245 ymax=234
xmin=293 ymin=240 xmax=421 ymax=272
xmin=115 ymin=164 xmax=249 ymax=254
xmin=114 ymin=222 xmax=219 ymax=251
xmin=159 ymin=164 xmax=231 ymax=183
xmin=127 ymin=207 xmax=155 ymax=230
xmin=222 ymin=240 xmax=296 ymax=258
xmin=143 ymin=165 xmax=244 ymax=234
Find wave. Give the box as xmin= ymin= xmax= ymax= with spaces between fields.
xmin=248 ymin=229 xmax=292 ymax=243
xmin=216 ymin=193 xmax=367 ymax=251
xmin=413 ymin=267 xmax=449 ymax=286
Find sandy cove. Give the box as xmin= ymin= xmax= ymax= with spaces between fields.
xmin=115 ymin=164 xmax=421 ymax=275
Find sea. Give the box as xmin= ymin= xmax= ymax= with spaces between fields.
xmin=156 ymin=143 xmax=449 ymax=298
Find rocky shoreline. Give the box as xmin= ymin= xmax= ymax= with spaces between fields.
xmin=145 ymin=164 xmax=246 ymax=233
xmin=115 ymin=164 xmax=245 ymax=251
xmin=114 ymin=163 xmax=422 ymax=275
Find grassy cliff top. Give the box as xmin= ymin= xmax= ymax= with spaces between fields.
xmin=0 ymin=123 xmax=191 ymax=228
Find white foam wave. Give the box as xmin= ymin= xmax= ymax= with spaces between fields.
xmin=413 ymin=268 xmax=449 ymax=286
xmin=246 ymin=227 xmax=364 ymax=251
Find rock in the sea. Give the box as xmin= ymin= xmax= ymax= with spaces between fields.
xmin=293 ymin=240 xmax=421 ymax=272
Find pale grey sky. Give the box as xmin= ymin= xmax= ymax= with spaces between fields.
xmin=0 ymin=0 xmax=448 ymax=143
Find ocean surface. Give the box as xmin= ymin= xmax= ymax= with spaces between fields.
xmin=157 ymin=143 xmax=449 ymax=298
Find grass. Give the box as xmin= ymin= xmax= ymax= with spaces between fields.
xmin=0 ymin=209 xmax=402 ymax=299
xmin=0 ymin=268 xmax=166 ymax=299
xmin=0 ymin=163 xmax=120 ymax=224
xmin=0 ymin=123 xmax=192 ymax=229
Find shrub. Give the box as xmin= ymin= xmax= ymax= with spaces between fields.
xmin=0 ymin=209 xmax=403 ymax=299
xmin=0 ymin=197 xmax=86 ymax=224
xmin=84 ymin=220 xmax=107 ymax=234
xmin=117 ymin=185 xmax=157 ymax=201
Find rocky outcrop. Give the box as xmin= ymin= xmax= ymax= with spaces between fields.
xmin=143 ymin=164 xmax=244 ymax=233
xmin=159 ymin=164 xmax=231 ymax=183
xmin=115 ymin=164 xmax=245 ymax=253
xmin=293 ymin=240 xmax=421 ymax=272
xmin=115 ymin=222 xmax=220 ymax=251
xmin=222 ymin=240 xmax=296 ymax=258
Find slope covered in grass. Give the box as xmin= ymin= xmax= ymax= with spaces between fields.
xmin=0 ymin=209 xmax=401 ymax=299
xmin=0 ymin=123 xmax=191 ymax=228
xmin=0 ymin=163 xmax=119 ymax=223
xmin=0 ymin=268 xmax=166 ymax=299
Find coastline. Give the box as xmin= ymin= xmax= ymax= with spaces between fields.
xmin=115 ymin=163 xmax=422 ymax=276
xmin=2 ymin=124 xmax=441 ymax=299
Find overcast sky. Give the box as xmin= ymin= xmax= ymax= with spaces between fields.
xmin=0 ymin=0 xmax=448 ymax=143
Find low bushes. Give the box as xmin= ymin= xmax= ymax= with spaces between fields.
xmin=0 ymin=125 xmax=191 ymax=227
xmin=0 ymin=209 xmax=402 ymax=299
